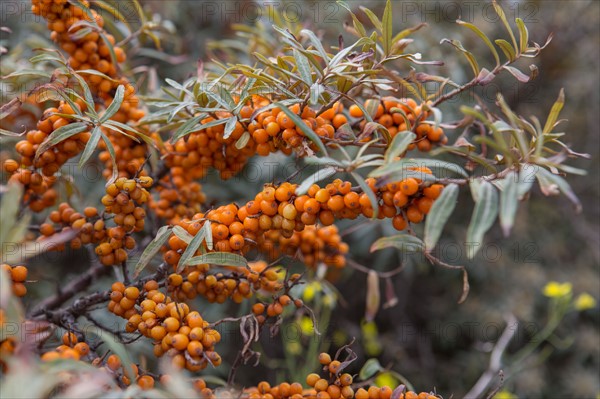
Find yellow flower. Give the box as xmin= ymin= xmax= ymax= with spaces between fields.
xmin=299 ymin=316 xmax=314 ymax=336
xmin=494 ymin=390 xmax=517 ymax=399
xmin=543 ymin=281 xmax=572 ymax=298
xmin=303 ymin=281 xmax=321 ymax=302
xmin=574 ymin=292 xmax=597 ymax=311
xmin=374 ymin=372 xmax=398 ymax=389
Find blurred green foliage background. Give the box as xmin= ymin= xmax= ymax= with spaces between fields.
xmin=1 ymin=0 xmax=598 ymax=397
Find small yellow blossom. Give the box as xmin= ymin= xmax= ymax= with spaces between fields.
xmin=543 ymin=281 xmax=572 ymax=298
xmin=494 ymin=390 xmax=517 ymax=399
xmin=303 ymin=281 xmax=321 ymax=302
xmin=374 ymin=372 xmax=398 ymax=389
xmin=299 ymin=316 xmax=314 ymax=336
xmin=575 ymin=292 xmax=597 ymax=311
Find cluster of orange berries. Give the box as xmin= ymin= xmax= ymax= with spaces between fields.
xmin=351 ymin=97 xmax=448 ymax=151
xmin=0 ymin=264 xmax=28 ymax=297
xmin=41 ymin=332 xmax=90 ymax=362
xmin=241 ymin=352 xmax=436 ymax=399
xmin=163 ymin=95 xmax=446 ymax=184
xmin=43 ymin=203 xmax=102 ymax=249
xmin=150 ymin=173 xmax=206 ymax=223
xmin=166 ymin=263 xmax=258 ymax=304
xmin=108 ymin=281 xmax=222 ymax=371
xmin=31 ymin=0 xmax=149 ymax=182
xmin=95 ymin=176 xmax=151 ymax=265
xmin=251 ymin=292 xmax=304 ymax=325
xmin=163 ymin=112 xmax=254 ymax=181
xmin=32 ymin=0 xmax=124 ymax=96
xmin=162 ymin=207 xmax=348 ymax=273
xmin=98 ymin=131 xmax=148 ymax=180
xmin=261 ymin=225 xmax=348 ymax=269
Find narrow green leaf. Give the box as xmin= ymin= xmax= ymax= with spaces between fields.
xmin=424 ymin=183 xmax=459 ymax=251
xmin=370 ymin=234 xmax=425 ymax=254
xmin=517 ymin=166 xmax=535 ymax=199
xmin=309 ymin=83 xmax=324 ymax=106
xmin=359 ymin=358 xmax=384 ymax=380
xmin=35 ymin=122 xmax=88 ymax=162
xmin=499 ymin=171 xmax=519 ymax=237
xmin=371 ymin=158 xmax=468 ymax=179
xmin=187 ymin=252 xmax=248 ymax=268
xmin=70 ymin=73 xmax=95 ymax=115
xmin=440 ymin=39 xmax=480 ymax=76
xmin=78 ymin=125 xmax=101 ymax=167
xmin=384 ymin=131 xmax=416 ymax=163
xmin=466 ymin=181 xmax=498 ymax=258
xmin=495 ymin=39 xmax=516 ymax=62
xmin=543 ymin=89 xmax=565 ymax=134
xmin=300 ymin=29 xmax=330 ymax=61
xmin=99 ymin=85 xmax=124 ymax=123
xmin=133 ymin=225 xmax=171 ymax=278
xmin=177 ymin=225 xmax=207 ymax=273
xmin=293 ymin=49 xmax=312 ymax=85
xmin=100 ymin=133 xmax=119 ymax=184
xmin=352 ymin=172 xmax=379 ymax=218
xmin=172 ymin=225 xmax=193 ymax=244
xmin=297 ymin=166 xmax=337 ymax=195
xmin=456 ymin=20 xmax=500 ymax=66
xmin=382 ymin=0 xmax=392 ymax=55
xmin=360 ymin=6 xmax=383 ymax=32
xmin=536 ymin=167 xmax=581 ymax=212
xmin=492 ymin=0 xmax=518 ymax=53
xmin=337 ymin=1 xmax=367 ymax=37
xmin=223 ymin=116 xmax=238 ymax=140
xmin=515 ymin=18 xmax=529 ymax=53
xmin=275 ymin=102 xmax=328 ymax=155
xmin=172 ymin=115 xmax=202 ymax=142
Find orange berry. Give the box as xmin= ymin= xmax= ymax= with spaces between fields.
xmin=400 ymin=178 xmax=419 ymax=196
xmin=137 ymin=375 xmax=155 ymax=390
xmin=304 ymin=198 xmax=320 ymax=215
xmin=107 ymin=354 xmax=121 ymax=371
xmin=318 ymin=352 xmax=332 ymax=365
xmin=306 ymin=373 xmax=320 ymax=387
xmin=423 ymin=184 xmax=443 ymax=199
xmin=343 ymin=192 xmax=360 ymax=209
xmin=332 ymin=114 xmax=348 ymax=129
xmin=349 ymin=104 xmax=364 ymax=118
xmin=406 ymin=206 xmax=424 ymax=223
xmin=10 ymin=265 xmax=28 ymax=282
xmin=392 ymin=215 xmax=408 ymax=231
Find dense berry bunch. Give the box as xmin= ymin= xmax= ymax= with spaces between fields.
xmin=0 ymin=264 xmax=28 ymax=297
xmin=31 ymin=0 xmax=125 ymax=96
xmin=351 ymin=98 xmax=447 ymax=151
xmin=240 ymin=352 xmax=436 ymax=399
xmin=150 ymin=174 xmax=206 ymax=223
xmin=108 ymin=280 xmax=222 ymax=371
xmin=94 ymin=176 xmax=152 ymax=265
xmin=261 ymin=225 xmax=348 ymax=269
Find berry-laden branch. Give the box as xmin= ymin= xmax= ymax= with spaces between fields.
xmin=0 ymin=0 xmax=589 ymax=397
